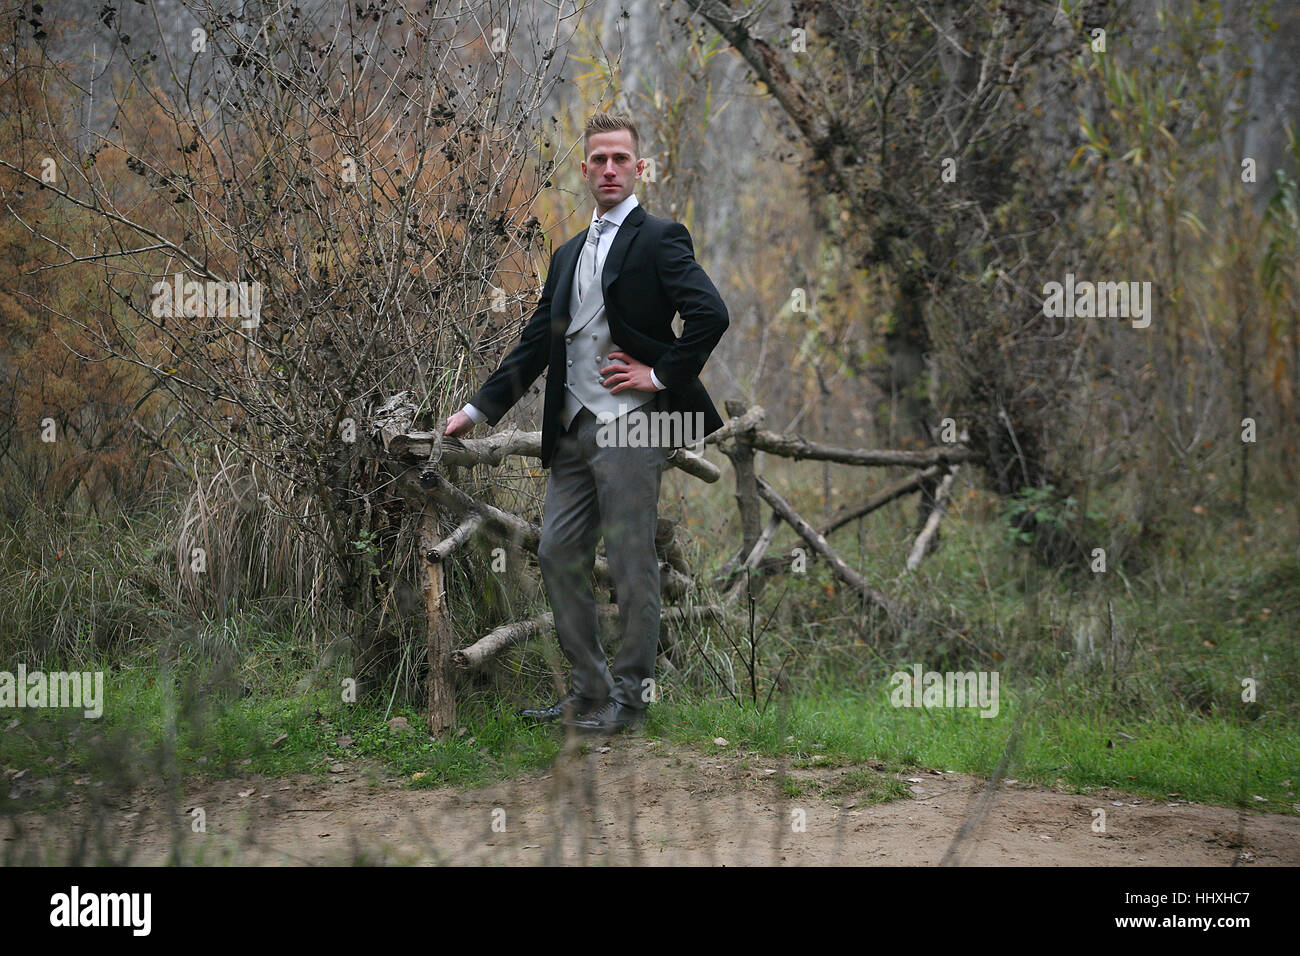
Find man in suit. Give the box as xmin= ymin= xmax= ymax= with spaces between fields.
xmin=443 ymin=112 xmax=729 ymax=734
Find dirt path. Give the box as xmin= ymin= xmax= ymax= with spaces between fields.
xmin=10 ymin=737 xmax=1299 ymax=865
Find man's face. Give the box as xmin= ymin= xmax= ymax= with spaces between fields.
xmin=581 ymin=130 xmax=643 ymax=212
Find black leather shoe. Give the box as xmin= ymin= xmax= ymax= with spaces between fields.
xmin=563 ymin=700 xmax=646 ymax=735
xmin=519 ymin=692 xmax=606 ymax=724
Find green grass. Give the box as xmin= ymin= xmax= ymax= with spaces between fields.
xmin=2 ymin=652 xmax=1295 ymax=816
xmin=0 ymin=664 xmax=565 ymax=809
xmin=640 ymin=688 xmax=1299 ymax=812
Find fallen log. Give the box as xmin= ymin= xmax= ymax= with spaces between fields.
xmin=755 ymin=477 xmax=899 ymax=618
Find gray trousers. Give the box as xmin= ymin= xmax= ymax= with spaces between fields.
xmin=537 ymin=405 xmax=669 ymax=709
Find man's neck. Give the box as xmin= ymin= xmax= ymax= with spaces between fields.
xmin=595 ymin=192 xmax=638 ymax=222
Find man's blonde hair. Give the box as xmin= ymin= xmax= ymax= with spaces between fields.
xmin=584 ymin=112 xmax=640 ymax=156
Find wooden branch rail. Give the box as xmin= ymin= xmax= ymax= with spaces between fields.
xmin=715 ymin=465 xmax=947 ymax=595
xmin=755 ymin=477 xmax=900 ymax=619
xmin=409 ymin=471 xmax=695 ymax=599
xmin=741 ymin=430 xmax=971 ymax=468
xmin=704 ymin=402 xmax=968 ymax=469
xmin=820 ymin=464 xmax=946 ymax=537
xmin=427 ymin=513 xmax=484 ymax=562
xmin=372 ymin=390 xmax=719 ymax=482
xmin=392 ymin=428 xmax=721 ymax=483
xmin=454 ymin=603 xmax=725 ymax=670
xmin=906 ymin=465 xmax=959 ymax=571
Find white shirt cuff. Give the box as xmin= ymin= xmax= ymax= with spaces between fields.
xmin=650 ymin=369 xmax=665 ymax=391
xmin=462 ymin=403 xmax=487 ymax=425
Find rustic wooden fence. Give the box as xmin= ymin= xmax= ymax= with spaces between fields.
xmin=368 ymin=392 xmax=972 ymax=734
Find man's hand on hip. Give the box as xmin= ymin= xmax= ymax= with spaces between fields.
xmin=601 ymin=351 xmax=662 ymax=394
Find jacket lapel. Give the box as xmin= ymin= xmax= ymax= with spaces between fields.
xmin=551 ymin=234 xmax=584 ymax=326
xmin=552 ymin=203 xmax=645 ymax=338
xmin=600 ymin=204 xmax=644 ymax=300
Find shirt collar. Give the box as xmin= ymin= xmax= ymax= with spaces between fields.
xmin=592 ymin=192 xmax=639 ymax=229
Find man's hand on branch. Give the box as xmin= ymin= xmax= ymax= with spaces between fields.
xmin=444 ymin=410 xmax=476 ymax=437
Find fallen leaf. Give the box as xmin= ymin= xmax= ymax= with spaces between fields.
xmin=270 ymin=733 xmax=289 ymax=748
xmin=713 ymin=737 xmax=728 ymax=746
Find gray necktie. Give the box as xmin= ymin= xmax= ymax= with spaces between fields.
xmin=576 ymin=218 xmax=605 ymax=308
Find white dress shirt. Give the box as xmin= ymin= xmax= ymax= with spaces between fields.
xmin=462 ymin=193 xmax=662 ymax=425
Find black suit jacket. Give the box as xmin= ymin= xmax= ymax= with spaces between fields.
xmin=468 ymin=203 xmax=729 ymax=467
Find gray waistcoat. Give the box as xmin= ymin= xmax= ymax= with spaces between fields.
xmin=561 ymin=246 xmax=656 ymax=429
